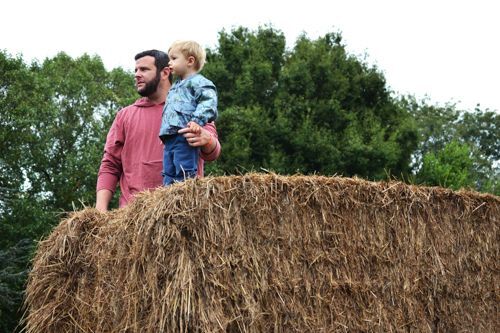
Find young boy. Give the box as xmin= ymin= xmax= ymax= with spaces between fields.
xmin=159 ymin=40 xmax=218 ymax=185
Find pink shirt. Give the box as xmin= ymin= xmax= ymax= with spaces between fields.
xmin=97 ymin=97 xmax=220 ymax=207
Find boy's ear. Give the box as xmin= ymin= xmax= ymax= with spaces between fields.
xmin=161 ymin=66 xmax=171 ymax=79
xmin=187 ymin=55 xmax=196 ymax=66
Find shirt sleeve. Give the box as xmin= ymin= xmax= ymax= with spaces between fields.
xmin=96 ymin=110 xmax=124 ymax=193
xmin=200 ymin=122 xmax=221 ymax=162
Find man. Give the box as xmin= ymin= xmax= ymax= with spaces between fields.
xmin=96 ymin=50 xmax=221 ymax=211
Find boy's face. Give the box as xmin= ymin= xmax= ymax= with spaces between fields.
xmin=168 ymin=48 xmax=195 ymax=79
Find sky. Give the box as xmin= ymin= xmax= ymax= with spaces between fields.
xmin=2 ymin=0 xmax=499 ymax=112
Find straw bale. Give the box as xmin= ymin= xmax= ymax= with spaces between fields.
xmin=25 ymin=174 xmax=499 ymax=332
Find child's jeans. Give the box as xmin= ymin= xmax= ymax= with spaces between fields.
xmin=162 ymin=134 xmax=199 ymax=186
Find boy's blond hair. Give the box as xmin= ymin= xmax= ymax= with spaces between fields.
xmin=169 ymin=40 xmax=206 ymax=72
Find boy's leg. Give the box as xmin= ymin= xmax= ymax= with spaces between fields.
xmin=172 ymin=134 xmax=199 ymax=182
xmin=162 ymin=138 xmax=176 ymax=186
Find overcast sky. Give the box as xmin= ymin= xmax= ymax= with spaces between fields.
xmin=2 ymin=0 xmax=499 ymax=112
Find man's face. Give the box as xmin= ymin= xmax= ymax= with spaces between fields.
xmin=134 ymin=56 xmax=161 ymax=97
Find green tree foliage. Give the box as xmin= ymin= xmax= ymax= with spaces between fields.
xmin=404 ymin=97 xmax=499 ymax=193
xmin=0 ymin=50 xmax=136 ymax=331
xmin=204 ymin=26 xmax=286 ymax=111
xmin=205 ymin=28 xmax=418 ymax=178
xmin=215 ymin=106 xmax=275 ymax=172
xmin=416 ymin=140 xmax=475 ymax=190
xmin=0 ymin=239 xmax=31 ymax=333
xmin=457 ymin=108 xmax=500 ymax=193
xmin=203 ymin=26 xmax=288 ymax=174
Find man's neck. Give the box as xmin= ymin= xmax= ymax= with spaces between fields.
xmin=146 ymin=85 xmax=170 ymax=104
xmin=146 ymin=93 xmax=165 ymax=104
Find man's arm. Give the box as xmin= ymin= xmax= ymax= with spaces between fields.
xmin=95 ymin=111 xmax=124 ymax=211
xmin=179 ymin=122 xmax=221 ymax=161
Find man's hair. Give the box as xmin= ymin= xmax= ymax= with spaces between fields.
xmin=135 ymin=50 xmax=172 ymax=83
xmin=169 ymin=40 xmax=206 ymax=72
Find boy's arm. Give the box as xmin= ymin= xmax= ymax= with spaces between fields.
xmin=192 ymin=79 xmax=218 ymax=126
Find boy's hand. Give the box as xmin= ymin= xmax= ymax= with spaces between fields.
xmin=187 ymin=121 xmax=202 ymax=134
xmin=178 ymin=123 xmax=217 ymax=153
xmin=179 ymin=122 xmax=205 ymax=146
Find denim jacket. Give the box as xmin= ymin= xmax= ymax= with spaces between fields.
xmin=159 ymin=73 xmax=218 ymax=138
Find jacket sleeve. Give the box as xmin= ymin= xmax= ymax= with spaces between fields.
xmin=192 ymin=79 xmax=218 ymax=126
xmin=96 ymin=110 xmax=125 ymax=193
xmin=200 ymin=122 xmax=221 ymax=162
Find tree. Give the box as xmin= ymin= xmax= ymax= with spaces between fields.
xmin=203 ymin=28 xmax=418 ymax=178
xmin=214 ymin=106 xmax=275 ymax=173
xmin=405 ymin=96 xmax=499 ymax=194
xmin=457 ymin=108 xmax=500 ymax=193
xmin=275 ymin=32 xmax=418 ymax=178
xmin=416 ymin=140 xmax=475 ymax=190
xmin=204 ymin=26 xmax=286 ymax=112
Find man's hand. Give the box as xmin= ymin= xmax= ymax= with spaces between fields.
xmin=178 ymin=122 xmax=216 ymax=153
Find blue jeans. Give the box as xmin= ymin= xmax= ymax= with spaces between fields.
xmin=162 ymin=134 xmax=199 ymax=186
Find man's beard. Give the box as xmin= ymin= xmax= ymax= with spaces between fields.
xmin=137 ymin=72 xmax=161 ymax=97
